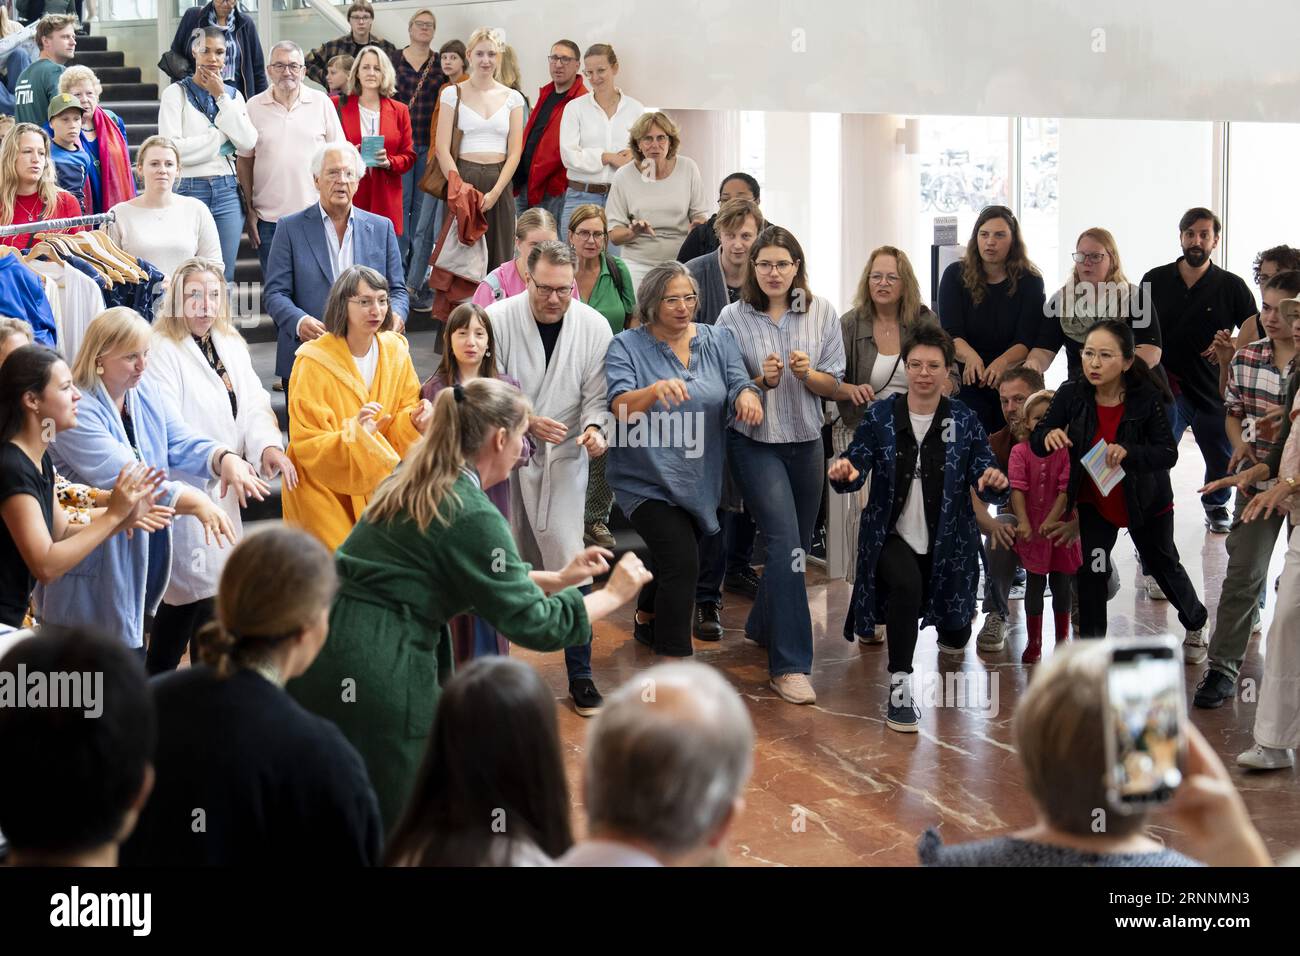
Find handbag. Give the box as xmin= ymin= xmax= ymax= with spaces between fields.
xmin=158 ymin=50 xmax=190 ymax=83
xmin=419 ymin=83 xmax=462 ymax=200
xmin=427 ymin=211 xmax=487 ymax=322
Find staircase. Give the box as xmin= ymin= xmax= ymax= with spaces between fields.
xmin=79 ymin=31 xmax=648 ymax=568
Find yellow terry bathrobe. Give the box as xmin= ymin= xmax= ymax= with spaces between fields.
xmin=283 ymin=331 xmax=424 ymax=551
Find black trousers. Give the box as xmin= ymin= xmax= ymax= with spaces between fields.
xmin=1076 ymin=504 xmax=1207 ymax=638
xmin=1025 ymin=572 xmax=1072 ymax=616
xmin=628 ymin=499 xmax=703 ymax=657
xmin=146 ymin=597 xmax=215 ymax=675
xmin=876 ymin=534 xmax=973 ymax=674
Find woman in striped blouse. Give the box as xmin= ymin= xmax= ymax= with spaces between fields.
xmin=717 ymin=226 xmax=845 ymax=706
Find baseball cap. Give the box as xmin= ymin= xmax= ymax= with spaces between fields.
xmin=47 ymin=94 xmax=83 ymax=121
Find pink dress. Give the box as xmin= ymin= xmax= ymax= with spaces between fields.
xmin=1009 ymin=441 xmax=1083 ymax=575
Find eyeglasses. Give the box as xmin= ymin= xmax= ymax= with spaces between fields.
xmin=662 ymin=294 xmax=698 ymax=308
xmin=411 ymin=20 xmax=436 ymax=29
xmin=869 ymin=273 xmax=901 ymax=285
xmin=574 ymin=229 xmax=606 ymax=242
xmin=547 ymin=55 xmax=578 ymax=65
xmin=321 ymin=169 xmax=358 ymax=182
xmin=1071 ymin=252 xmax=1107 ymax=265
xmin=349 ymin=13 xmax=373 ymax=21
xmin=905 ymin=360 xmax=944 ymax=374
xmin=269 ymin=63 xmax=304 ymax=74
xmin=532 ymin=282 xmax=572 ymax=299
xmin=1080 ymin=349 xmax=1119 ymax=362
xmin=754 ymin=260 xmax=796 ymax=274
xmin=349 ymin=296 xmax=389 ymax=310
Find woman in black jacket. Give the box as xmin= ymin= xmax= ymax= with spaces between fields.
xmin=1031 ymin=319 xmax=1208 ymax=649
xmin=167 ymin=0 xmax=266 ymax=101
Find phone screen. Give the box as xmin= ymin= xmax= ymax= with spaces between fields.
xmin=1104 ymin=641 xmax=1185 ymax=809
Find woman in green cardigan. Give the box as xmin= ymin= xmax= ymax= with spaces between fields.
xmin=288 ymin=377 xmax=652 ymax=830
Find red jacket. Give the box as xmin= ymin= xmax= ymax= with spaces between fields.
xmin=517 ymin=77 xmax=587 ymax=207
xmin=334 ymin=95 xmax=416 ymax=235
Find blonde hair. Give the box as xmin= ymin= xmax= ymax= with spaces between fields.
xmin=58 ymin=65 xmax=102 ymax=97
xmin=628 ymin=111 xmax=681 ymax=163
xmin=0 ymin=124 xmax=62 ymax=226
xmin=495 ymin=44 xmax=524 ymax=93
xmin=198 ymin=525 xmax=337 ymax=679
xmin=71 ymin=308 xmax=153 ymax=390
xmin=346 ymin=45 xmax=397 ymax=97
xmin=514 ymin=206 xmax=557 ymax=242
xmin=1014 ymin=641 xmax=1151 ymax=838
xmin=135 ymin=134 xmax=181 ymax=170
xmin=0 ymin=317 xmax=34 ymax=345
xmin=365 ymin=378 xmax=531 ymax=531
xmin=408 ymin=8 xmax=437 ymax=28
xmin=156 ymin=258 xmax=234 ymax=342
xmin=1013 ymin=388 xmax=1055 ymax=443
xmin=465 ymin=27 xmax=503 ymax=56
xmin=851 ymin=245 xmax=925 ymax=328
xmin=1057 ymin=226 xmax=1135 ymax=318
xmin=584 ymin=43 xmax=618 ymax=68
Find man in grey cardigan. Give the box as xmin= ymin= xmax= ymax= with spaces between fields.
xmin=686 ymin=199 xmax=766 ymax=638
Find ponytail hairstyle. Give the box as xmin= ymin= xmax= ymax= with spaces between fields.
xmin=1082 ymin=319 xmax=1173 ymax=405
xmin=0 ymin=345 xmax=65 ymax=443
xmin=197 ymin=525 xmax=337 ymax=679
xmin=364 ymin=377 xmax=531 ymax=531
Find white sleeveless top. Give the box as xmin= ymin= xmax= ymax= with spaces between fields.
xmin=442 ymin=85 xmax=524 ymax=154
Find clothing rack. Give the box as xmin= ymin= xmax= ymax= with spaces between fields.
xmin=0 ymin=210 xmax=117 ymax=239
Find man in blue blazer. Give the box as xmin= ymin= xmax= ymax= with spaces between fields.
xmin=264 ymin=140 xmax=409 ymax=387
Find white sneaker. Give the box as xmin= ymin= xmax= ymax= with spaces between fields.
xmin=976 ymin=611 xmax=1007 ymax=652
xmin=1236 ymin=744 xmax=1296 ymax=771
xmin=1183 ymin=628 xmax=1208 ymax=665
xmin=936 ymin=640 xmax=966 ymax=661
xmin=770 ymin=673 xmax=817 ymax=705
xmin=1144 ymin=575 xmax=1168 ymax=601
xmin=857 ymin=625 xmax=885 ymax=645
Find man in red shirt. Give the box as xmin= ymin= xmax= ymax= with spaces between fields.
xmin=512 ymin=39 xmax=586 ymax=224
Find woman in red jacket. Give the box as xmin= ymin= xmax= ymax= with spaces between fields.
xmin=334 ymin=46 xmax=416 ymax=237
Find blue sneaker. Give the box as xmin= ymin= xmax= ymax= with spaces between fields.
xmin=886 ymin=677 xmax=920 ymax=733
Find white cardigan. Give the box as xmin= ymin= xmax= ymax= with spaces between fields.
xmin=146 ymin=329 xmax=283 ymax=605
xmin=157 ymin=82 xmax=259 ymax=179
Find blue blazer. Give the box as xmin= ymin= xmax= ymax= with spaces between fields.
xmin=264 ymin=204 xmax=409 ymax=380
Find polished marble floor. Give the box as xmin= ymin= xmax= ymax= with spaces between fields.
xmin=518 ymin=434 xmax=1300 ymax=866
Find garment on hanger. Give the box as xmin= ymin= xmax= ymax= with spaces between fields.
xmin=25 ymin=258 xmax=106 ymax=364
xmin=0 ymin=253 xmax=58 ymax=347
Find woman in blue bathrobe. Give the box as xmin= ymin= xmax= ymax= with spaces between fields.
xmin=829 ymin=324 xmax=1008 ymax=733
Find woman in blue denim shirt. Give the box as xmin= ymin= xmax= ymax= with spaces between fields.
xmin=605 ymin=261 xmax=762 ymax=658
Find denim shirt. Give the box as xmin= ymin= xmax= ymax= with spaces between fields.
xmin=604 ymin=323 xmax=759 ymax=535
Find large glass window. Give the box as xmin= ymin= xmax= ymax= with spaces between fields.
xmin=1224 ymin=122 xmax=1300 ymax=304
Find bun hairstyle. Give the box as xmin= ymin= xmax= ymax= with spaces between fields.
xmin=197 ymin=526 xmax=338 ymax=679
xmin=364 ymin=377 xmax=531 ymax=531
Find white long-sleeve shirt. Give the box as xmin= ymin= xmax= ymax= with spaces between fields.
xmin=558 ymin=89 xmax=647 ymax=184
xmin=157 ymin=82 xmax=259 ymax=179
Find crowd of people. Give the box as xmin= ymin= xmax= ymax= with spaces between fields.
xmin=0 ymin=3 xmax=1295 ymax=868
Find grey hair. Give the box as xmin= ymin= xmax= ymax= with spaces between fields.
xmin=268 ymin=40 xmax=303 ymax=60
xmin=584 ymin=662 xmax=754 ymax=857
xmin=311 ymin=140 xmax=365 ymax=180
xmin=526 ymin=239 xmax=577 ymax=274
xmin=635 ymin=261 xmax=698 ymax=326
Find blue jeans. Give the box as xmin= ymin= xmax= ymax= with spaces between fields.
xmin=399 ymin=145 xmax=428 ymax=264
xmin=1170 ymin=394 xmax=1233 ymax=511
xmin=726 ymin=431 xmax=823 ymax=676
xmin=177 ymin=175 xmax=243 ymax=282
xmin=254 ymin=218 xmax=276 ymax=283
xmin=515 ymin=189 xmax=565 ymax=225
xmin=565 ymin=584 xmax=594 ymax=682
xmin=405 ymin=192 xmax=444 ymax=302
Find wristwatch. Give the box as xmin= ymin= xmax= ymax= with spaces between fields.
xmin=1285 ymin=475 xmax=1298 ymax=491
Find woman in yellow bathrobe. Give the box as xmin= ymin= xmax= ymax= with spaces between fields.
xmin=283 ymin=266 xmax=434 ymax=551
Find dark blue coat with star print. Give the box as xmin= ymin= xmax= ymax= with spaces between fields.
xmin=831 ymin=393 xmax=1008 ymax=640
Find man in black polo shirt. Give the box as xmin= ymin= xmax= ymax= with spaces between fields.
xmin=1140 ymin=207 xmax=1257 ymax=533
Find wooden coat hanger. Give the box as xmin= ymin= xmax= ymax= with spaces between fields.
xmin=42 ymin=234 xmax=124 ymax=287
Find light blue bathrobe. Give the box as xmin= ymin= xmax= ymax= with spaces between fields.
xmin=40 ymin=378 xmax=223 ymax=648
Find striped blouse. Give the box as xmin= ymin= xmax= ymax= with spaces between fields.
xmin=717 ymin=295 xmax=845 ymax=444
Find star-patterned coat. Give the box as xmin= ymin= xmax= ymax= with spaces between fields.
xmin=831 ymin=393 xmax=1008 ymax=639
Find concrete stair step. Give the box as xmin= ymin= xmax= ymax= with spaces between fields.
xmin=86 ymin=66 xmax=141 ymax=85
xmin=69 ymin=50 xmax=123 ymax=69
xmin=100 ymin=100 xmax=161 ymax=125
xmin=101 ymin=82 xmax=159 ymax=101
xmin=73 ymin=34 xmax=108 ymax=52
xmin=123 ymin=124 xmax=158 ymax=146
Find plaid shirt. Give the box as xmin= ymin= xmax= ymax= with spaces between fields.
xmin=1225 ymin=337 xmax=1296 ymax=490
xmin=394 ymin=50 xmax=445 ymax=151
xmin=304 ymin=34 xmax=403 ymax=90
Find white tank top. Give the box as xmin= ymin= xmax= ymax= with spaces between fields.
xmin=444 ymin=85 xmax=524 ymax=154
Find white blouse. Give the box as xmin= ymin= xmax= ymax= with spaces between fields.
xmin=559 ymin=90 xmax=647 ymax=183
xmin=441 ymin=85 xmax=524 ymax=155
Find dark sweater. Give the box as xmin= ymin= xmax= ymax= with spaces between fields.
xmin=121 ymin=666 xmax=382 ymax=866
xmin=918 ymin=829 xmax=1202 ymax=867
xmin=168 ymin=3 xmax=268 ymax=101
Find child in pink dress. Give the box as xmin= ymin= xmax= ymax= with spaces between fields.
xmin=1009 ymin=390 xmax=1082 ymax=663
